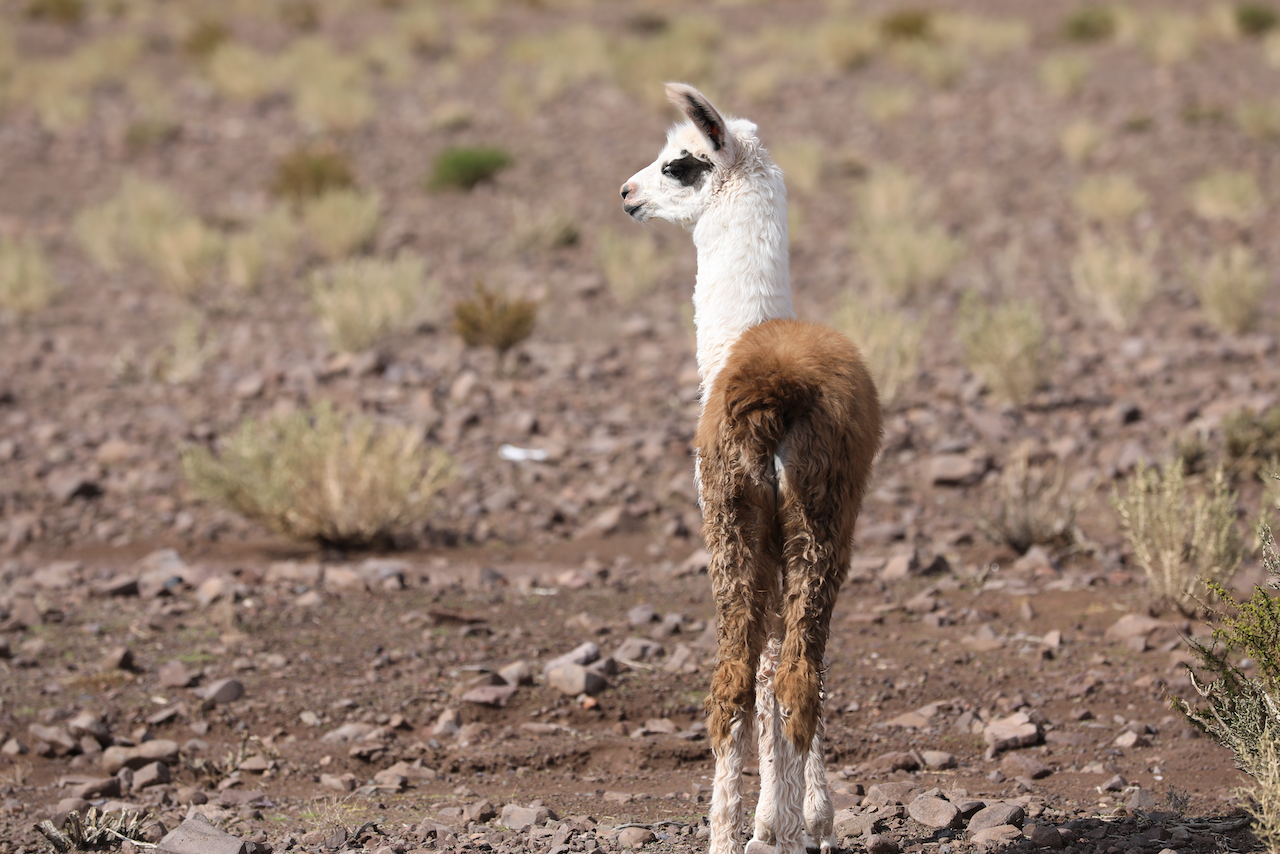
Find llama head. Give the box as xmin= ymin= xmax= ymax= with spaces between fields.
xmin=620 ymin=82 xmax=763 ymax=228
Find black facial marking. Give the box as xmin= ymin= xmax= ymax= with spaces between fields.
xmin=683 ymin=93 xmax=723 ymax=151
xmin=662 ymin=153 xmax=714 ymax=187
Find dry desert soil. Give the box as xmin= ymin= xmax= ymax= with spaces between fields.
xmin=2 ymin=1 xmax=1280 ymax=853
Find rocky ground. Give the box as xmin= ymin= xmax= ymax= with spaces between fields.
xmin=2 ymin=0 xmax=1280 ymax=851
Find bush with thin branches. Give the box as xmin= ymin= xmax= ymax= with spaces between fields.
xmin=182 ymin=401 xmax=453 ymax=548
xmin=1112 ymin=461 xmax=1244 ymax=616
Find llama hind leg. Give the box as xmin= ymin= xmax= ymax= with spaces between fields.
xmin=709 ymin=710 xmax=753 ymax=854
xmin=749 ymin=636 xmax=780 ymax=849
xmin=803 ymin=717 xmax=836 ymax=852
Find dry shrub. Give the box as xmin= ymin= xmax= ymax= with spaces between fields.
xmin=7 ymin=34 xmax=141 ymax=133
xmin=981 ymin=445 xmax=1080 ymax=554
xmin=225 ymin=206 xmax=301 ymax=293
xmin=1191 ymin=168 xmax=1264 ymax=224
xmin=1236 ymin=101 xmax=1280 ymax=139
xmin=1039 ymin=53 xmax=1092 ymax=99
xmin=879 ymin=8 xmax=933 ymax=41
xmin=1063 ymin=5 xmax=1116 ymax=42
xmin=158 ymin=314 xmax=216 ymax=384
xmin=507 ymin=202 xmax=579 ymax=255
xmin=771 ymin=139 xmax=824 ymax=195
xmin=1112 ymin=461 xmax=1244 ymax=616
xmin=506 ymin=24 xmax=611 ymax=105
xmin=1238 ymin=3 xmax=1280 ymax=36
xmin=24 ymin=0 xmax=83 ymax=24
xmin=206 ymin=43 xmax=281 ymax=101
xmin=1070 ymin=232 xmax=1159 ymax=331
xmin=818 ymin=17 xmax=881 ymax=71
xmin=851 ymin=167 xmax=963 ymax=301
xmin=1073 ymin=172 xmax=1148 ymax=224
xmin=597 ymin=228 xmax=667 ymax=306
xmin=146 ymin=218 xmax=225 ymax=297
xmin=73 ymin=175 xmax=203 ymax=288
xmin=957 ymin=291 xmax=1049 ymax=405
xmin=452 ymin=281 xmax=537 ymax=372
xmin=1140 ymin=11 xmax=1202 ymax=64
xmin=613 ymin=17 xmax=721 ymax=108
xmin=862 ymin=85 xmax=917 ymax=124
xmin=833 ymin=290 xmax=925 ymax=408
xmin=889 ymin=40 xmax=966 ymax=88
xmin=1193 ymin=244 xmax=1267 ymax=335
xmin=271 ymin=146 xmax=356 ymax=205
xmin=182 ymin=402 xmax=453 ymax=548
xmin=282 ymin=38 xmax=374 ymax=132
xmin=934 ymin=13 xmax=1029 ymax=54
xmin=301 ymin=190 xmax=380 ymax=261
xmin=307 ymin=254 xmax=431 ymax=352
xmin=183 ymin=18 xmax=230 ymax=59
xmin=1060 ymin=119 xmax=1104 ymax=165
xmin=0 ymin=237 xmax=58 ymax=319
xmin=1224 ymin=407 xmax=1280 ymax=472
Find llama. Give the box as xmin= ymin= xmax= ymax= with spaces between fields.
xmin=620 ymin=84 xmax=882 ymax=854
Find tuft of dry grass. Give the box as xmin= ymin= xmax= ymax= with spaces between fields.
xmin=1192 ymin=244 xmax=1267 ymax=335
xmin=851 ymin=167 xmax=963 ymax=302
xmin=818 ymin=17 xmax=881 ymax=71
xmin=271 ymin=146 xmax=356 ymax=205
xmin=1239 ymin=736 xmax=1280 ymax=854
xmin=308 ymin=253 xmax=431 ymax=352
xmin=182 ymin=401 xmax=453 ymax=549
xmin=1112 ymin=461 xmax=1244 ymax=616
xmin=7 ymin=34 xmax=141 ymax=133
xmin=833 ymin=290 xmax=925 ymax=408
xmin=1190 ymin=168 xmax=1265 ymax=224
xmin=1236 ymin=100 xmax=1280 ymax=139
xmin=771 ymin=139 xmax=824 ymax=195
xmin=879 ymin=8 xmax=933 ymax=41
xmin=301 ymin=189 xmax=380 ymax=261
xmin=506 ymin=24 xmax=612 ymax=105
xmin=0 ymin=237 xmax=59 ymax=319
xmin=957 ymin=290 xmax=1050 ymax=405
xmin=1073 ymin=172 xmax=1149 ymax=224
xmin=1070 ymin=232 xmax=1159 ymax=331
xmin=935 ymin=13 xmax=1030 ymax=54
xmin=981 ymin=445 xmax=1081 ymax=554
xmin=206 ymin=43 xmax=281 ymax=102
xmin=1060 ymin=119 xmax=1104 ymax=165
xmin=182 ymin=18 xmax=230 ymax=59
xmin=145 ymin=218 xmax=225 ymax=297
xmin=613 ymin=17 xmax=721 ymax=109
xmin=889 ymin=40 xmax=967 ymax=87
xmin=1140 ymin=10 xmax=1202 ymax=65
xmin=159 ymin=313 xmax=216 ymax=384
xmin=507 ymin=201 xmax=579 ymax=256
xmin=1063 ymin=5 xmax=1116 ymax=42
xmin=862 ymin=85 xmax=917 ymax=124
xmin=282 ymin=38 xmax=374 ymax=132
xmin=453 ymin=280 xmax=537 ymax=371
xmin=597 ymin=228 xmax=668 ymax=306
xmin=1039 ymin=52 xmax=1092 ymax=99
xmin=23 ymin=0 xmax=83 ymax=24
xmin=225 ymin=206 xmax=302 ymax=293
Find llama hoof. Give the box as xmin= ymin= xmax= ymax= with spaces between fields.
xmin=745 ymin=839 xmax=776 ymax=854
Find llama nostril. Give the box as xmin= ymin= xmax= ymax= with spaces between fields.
xmin=620 ymin=183 xmax=631 ymax=200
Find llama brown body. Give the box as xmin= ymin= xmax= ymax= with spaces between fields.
xmin=621 ymin=84 xmax=882 ymax=854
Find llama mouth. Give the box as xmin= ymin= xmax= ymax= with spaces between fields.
xmin=623 ymin=202 xmax=646 ymax=219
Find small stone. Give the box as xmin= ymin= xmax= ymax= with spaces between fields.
xmin=237 ymin=755 xmax=269 ymax=773
xmin=102 ymin=647 xmax=135 ymax=671
xmin=1000 ymin=753 xmax=1052 ymax=779
xmin=1104 ymin=614 xmax=1164 ymax=642
xmin=47 ymin=470 xmax=103 ymax=503
xmin=199 ymin=678 xmax=245 ymax=705
xmin=983 ymin=712 xmax=1041 ymax=754
xmin=320 ymin=773 xmax=357 ymax=793
xmin=67 ymin=712 xmax=110 ymax=744
xmin=929 ymin=454 xmax=985 ymax=486
xmin=1114 ymin=730 xmax=1149 ymax=749
xmin=864 ymin=833 xmax=901 ymax=854
xmin=1127 ymin=788 xmax=1159 ymax=810
xmin=463 ymin=798 xmax=497 ymax=823
xmin=617 ymin=827 xmax=656 ymax=848
xmin=546 ymin=663 xmax=606 ymax=696
xmin=101 ymin=739 xmax=180 ymax=774
xmin=921 ymin=750 xmax=956 ymax=770
xmin=543 ymin=642 xmax=600 ymax=675
xmin=834 ymin=808 xmax=880 ymax=838
xmin=908 ymin=795 xmax=961 ymax=829
xmin=68 ymin=777 xmax=121 ymax=799
xmin=323 ymin=566 xmax=367 ymax=594
xmin=971 ymin=825 xmax=1023 ymax=851
xmin=155 ymin=815 xmax=251 ymax=854
xmin=432 ymin=709 xmax=460 ymax=737
xmin=499 ymin=660 xmax=535 ymax=686
xmin=500 ymin=803 xmax=555 ymax=830
xmin=1100 ymin=773 xmax=1127 ymax=792
xmin=628 ymin=603 xmax=657 ymax=625
xmin=1027 ymin=823 xmax=1065 ymax=849
xmin=28 ymin=724 xmax=78 ymax=756
xmin=158 ymin=661 xmax=198 ymax=688
xmin=613 ymin=637 xmax=664 ymax=662
xmin=460 ymin=684 xmax=518 ymax=707
xmin=133 ymin=761 xmax=172 ymax=789
xmin=967 ymin=803 xmax=1025 ymax=833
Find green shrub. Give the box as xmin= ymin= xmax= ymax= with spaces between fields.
xmin=453 ymin=281 xmax=536 ymax=372
xmin=271 ymin=146 xmax=356 ymax=205
xmin=1063 ymin=5 xmax=1115 ymax=42
xmin=1173 ymin=514 xmax=1280 ymax=784
xmin=1112 ymin=462 xmax=1245 ymax=616
xmin=182 ymin=401 xmax=453 ymax=548
xmin=880 ymin=9 xmax=933 ymax=41
xmin=428 ymin=147 xmax=512 ymax=191
xmin=1238 ymin=3 xmax=1279 ymax=36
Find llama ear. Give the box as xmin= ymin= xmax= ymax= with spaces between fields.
xmin=665 ymin=82 xmax=735 ymax=159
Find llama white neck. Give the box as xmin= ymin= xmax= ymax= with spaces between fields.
xmin=692 ymin=165 xmax=793 ymax=396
